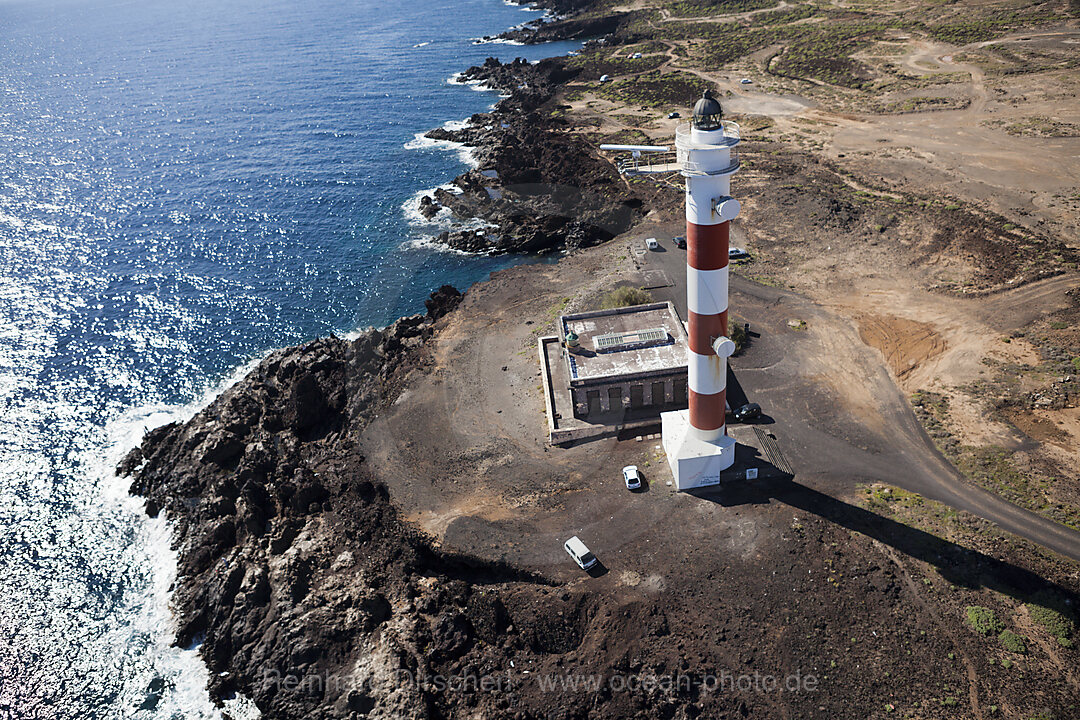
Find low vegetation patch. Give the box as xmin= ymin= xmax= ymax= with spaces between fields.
xmin=770 ymin=27 xmax=880 ymax=89
xmin=928 ymin=10 xmax=1062 ymax=45
xmin=727 ymin=113 xmax=775 ymax=132
xmin=595 ymin=71 xmax=714 ymax=108
xmin=984 ymin=116 xmax=1080 ymax=139
xmin=729 ymin=314 xmax=747 ymax=350
xmin=875 ymin=96 xmax=970 ymax=114
xmin=566 ymin=51 xmax=667 ymax=79
xmin=1027 ymin=592 xmax=1077 ymax=648
xmin=598 ymin=128 xmax=654 ymax=147
xmin=664 ymin=0 xmax=777 ymax=18
xmin=952 ymin=445 xmax=1080 ymax=532
xmin=998 ymin=629 xmax=1027 ymax=654
xmin=600 ymin=286 xmax=653 ymax=309
xmin=752 ymin=3 xmax=817 ymax=26
xmin=966 ymin=605 xmax=1003 ymax=636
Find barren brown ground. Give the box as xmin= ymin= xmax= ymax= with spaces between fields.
xmin=356 ymin=3 xmax=1080 ymax=715
xmin=560 ymin=0 xmax=1080 ymax=528
xmin=359 ymin=229 xmax=1080 ymax=717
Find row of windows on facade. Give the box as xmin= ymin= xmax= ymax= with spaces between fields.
xmin=575 ymin=377 xmax=688 ymax=416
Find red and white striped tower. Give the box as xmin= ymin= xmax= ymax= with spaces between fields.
xmin=662 ymin=91 xmax=741 ymax=490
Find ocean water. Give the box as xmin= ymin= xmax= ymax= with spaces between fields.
xmin=0 ymin=0 xmax=578 ymax=716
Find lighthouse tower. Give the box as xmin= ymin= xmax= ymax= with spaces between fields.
xmin=661 ymin=91 xmax=742 ymax=490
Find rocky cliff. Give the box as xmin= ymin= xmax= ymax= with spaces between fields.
xmin=118 ymin=287 xmax=595 ymax=719
xmin=417 ymin=56 xmax=645 ymax=255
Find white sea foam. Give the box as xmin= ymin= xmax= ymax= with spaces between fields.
xmin=473 ymin=37 xmax=526 ymax=46
xmin=93 ymin=359 xmax=265 ymax=719
xmin=401 ymin=225 xmax=498 ymax=256
xmin=402 ymin=118 xmax=480 ymax=169
xmin=399 ymin=185 xmax=499 ymax=256
xmin=446 ymin=73 xmax=499 ymax=93
xmin=400 ymin=184 xmax=459 ymax=227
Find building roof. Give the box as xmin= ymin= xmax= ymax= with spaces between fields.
xmin=560 ymin=302 xmax=688 ymax=384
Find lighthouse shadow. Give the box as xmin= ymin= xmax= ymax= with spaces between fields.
xmin=685 ymin=442 xmax=784 ymax=508
xmin=687 ymin=445 xmax=1080 ymax=610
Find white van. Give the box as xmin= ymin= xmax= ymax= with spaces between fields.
xmin=645 ymin=237 xmax=659 ymax=251
xmin=564 ymin=536 xmax=598 ymax=570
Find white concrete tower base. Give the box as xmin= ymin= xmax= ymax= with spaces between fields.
xmin=661 ymin=409 xmax=736 ymax=489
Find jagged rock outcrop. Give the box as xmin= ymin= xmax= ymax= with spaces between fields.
xmin=118 ymin=288 xmax=581 ymax=719
xmin=419 ymin=57 xmax=645 ymax=255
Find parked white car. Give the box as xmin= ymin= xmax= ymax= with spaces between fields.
xmin=564 ymin=536 xmax=598 ymax=570
xmin=728 ymin=247 xmax=749 ymax=260
xmin=645 ymin=237 xmax=659 ymax=250
xmin=740 ymin=78 xmax=753 ymax=84
xmin=622 ymin=465 xmax=642 ymax=490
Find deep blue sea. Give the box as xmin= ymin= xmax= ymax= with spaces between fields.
xmin=0 ymin=0 xmax=578 ymax=716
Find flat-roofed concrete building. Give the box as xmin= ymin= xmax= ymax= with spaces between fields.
xmin=560 ymin=302 xmax=689 ymax=418
xmin=537 ymin=302 xmax=693 ymax=444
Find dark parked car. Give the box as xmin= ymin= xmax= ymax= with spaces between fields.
xmin=673 ymin=236 xmax=686 ymax=249
xmin=733 ymin=402 xmax=761 ymax=422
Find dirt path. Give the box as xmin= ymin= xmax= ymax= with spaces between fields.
xmin=656 ymin=0 xmax=790 ymax=23
xmin=879 ymin=544 xmax=984 ymax=720
xmin=725 ymin=275 xmax=1080 ymax=562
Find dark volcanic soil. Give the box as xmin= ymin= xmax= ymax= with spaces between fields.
xmin=121 ymin=265 xmax=1080 ymax=719
xmin=117 ymin=2 xmax=1080 ymax=717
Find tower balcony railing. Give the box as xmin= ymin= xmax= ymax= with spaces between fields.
xmin=675 ymin=121 xmax=741 ymax=177
xmin=615 ymin=151 xmax=678 ymax=174
xmin=675 ymin=121 xmax=741 ymax=147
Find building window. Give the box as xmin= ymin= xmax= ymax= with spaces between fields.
xmin=674 ymin=376 xmax=688 ymax=405
xmin=587 ymin=390 xmax=601 ymax=416
xmin=652 ymin=381 xmax=667 ymax=406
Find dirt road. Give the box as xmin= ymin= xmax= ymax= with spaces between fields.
xmin=634 ymin=229 xmax=1080 ymax=561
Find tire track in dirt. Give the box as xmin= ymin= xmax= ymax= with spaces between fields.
xmin=879 ymin=544 xmax=984 ymax=720
xmin=856 ymin=314 xmax=947 ymax=382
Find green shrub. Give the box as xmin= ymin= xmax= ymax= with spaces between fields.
xmin=998 ymin=630 xmax=1027 ymax=654
xmin=666 ymin=0 xmax=775 ymax=18
xmin=729 ymin=317 xmax=747 ymax=351
xmin=600 ymin=286 xmax=653 ymax=309
xmin=1027 ymin=593 xmax=1077 ymax=645
xmin=966 ymin=606 xmax=1003 ymax=636
xmin=596 ymin=71 xmax=715 ymax=109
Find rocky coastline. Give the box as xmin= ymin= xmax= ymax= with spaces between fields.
xmin=118 ymin=286 xmax=601 ymax=719
xmin=415 ymin=47 xmax=646 ymax=254
xmin=119 ymin=4 xmax=642 ymax=715
xmin=117 ymin=0 xmax=1080 ymax=717
xmin=123 ymin=283 xmax=594 ymax=720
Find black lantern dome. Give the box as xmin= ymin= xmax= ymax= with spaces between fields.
xmin=692 ymin=90 xmax=723 ymax=131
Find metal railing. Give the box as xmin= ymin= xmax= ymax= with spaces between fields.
xmin=674 ymin=121 xmax=741 ymax=176
xmin=615 ymin=151 xmax=678 ymax=174
xmin=674 ymin=121 xmax=741 ymax=148
xmin=605 ymin=120 xmax=742 ymax=177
